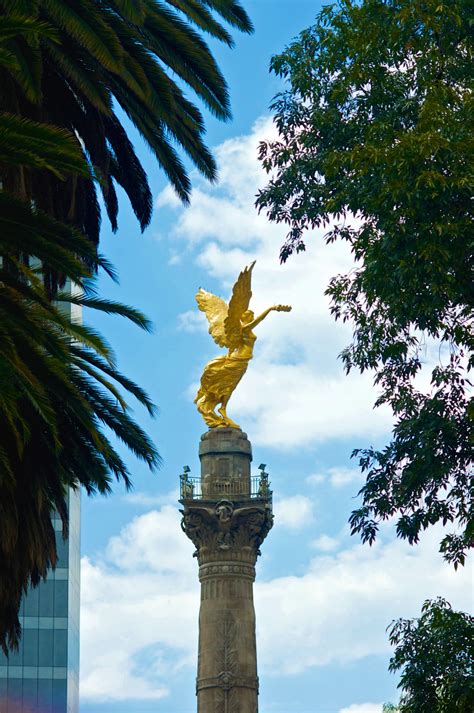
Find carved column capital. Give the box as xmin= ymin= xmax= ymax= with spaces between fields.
xmin=181 ymin=499 xmax=273 ymax=563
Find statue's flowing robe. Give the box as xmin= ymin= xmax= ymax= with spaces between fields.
xmin=195 ymin=353 xmax=249 ymax=403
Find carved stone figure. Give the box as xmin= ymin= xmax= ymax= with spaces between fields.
xmin=194 ymin=262 xmax=291 ymax=429
xmin=215 ymin=500 xmax=234 ymax=523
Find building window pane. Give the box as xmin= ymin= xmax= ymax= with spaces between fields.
xmin=38 ymin=629 xmax=54 ymax=667
xmin=55 ymin=534 xmax=69 ymax=567
xmin=6 ymin=644 xmax=22 ymax=666
xmin=23 ymin=628 xmax=39 ymax=666
xmin=0 ymin=677 xmax=7 ymax=699
xmin=39 ymin=580 xmax=55 ymax=617
xmin=54 ymin=581 xmax=68 ymax=618
xmin=52 ymin=679 xmax=67 ymax=713
xmin=7 ymin=678 xmax=23 ymax=709
xmin=22 ymin=677 xmax=38 ymax=707
xmin=23 ymin=587 xmax=40 ymax=617
xmin=53 ymin=631 xmax=67 ymax=668
xmin=38 ymin=677 xmax=53 ymax=713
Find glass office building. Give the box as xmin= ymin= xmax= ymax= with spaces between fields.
xmin=0 ymin=489 xmax=81 ymax=713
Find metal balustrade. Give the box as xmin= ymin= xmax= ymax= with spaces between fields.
xmin=179 ymin=474 xmax=272 ymax=501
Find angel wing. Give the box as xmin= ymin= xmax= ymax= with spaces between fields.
xmin=196 ymin=288 xmax=228 ymax=348
xmin=224 ymin=261 xmax=256 ymax=351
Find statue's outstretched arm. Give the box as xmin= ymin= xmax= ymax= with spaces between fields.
xmin=244 ymin=304 xmax=291 ymax=330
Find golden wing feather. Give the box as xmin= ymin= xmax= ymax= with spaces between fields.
xmin=196 ymin=288 xmax=228 ymax=348
xmin=224 ymin=261 xmax=256 ymax=351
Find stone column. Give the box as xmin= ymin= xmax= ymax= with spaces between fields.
xmin=180 ymin=428 xmax=273 ymax=713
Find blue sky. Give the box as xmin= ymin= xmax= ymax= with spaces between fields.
xmin=78 ymin=3 xmax=472 ymax=712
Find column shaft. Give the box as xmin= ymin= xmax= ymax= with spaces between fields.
xmin=197 ymin=561 xmax=258 ymax=713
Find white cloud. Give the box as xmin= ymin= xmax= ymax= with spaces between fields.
xmin=177 ymin=309 xmax=206 ymax=333
xmin=81 ymin=505 xmax=472 ymax=701
xmin=306 ymin=473 xmax=325 ymax=485
xmin=80 ymin=506 xmax=199 ymax=702
xmin=328 ymin=467 xmax=364 ymax=488
xmin=312 ymin=534 xmax=339 ymax=552
xmin=156 ymin=116 xmax=393 ymax=449
xmin=228 ymin=362 xmax=391 ymax=449
xmin=307 ymin=467 xmax=364 ymax=489
xmin=256 ymin=527 xmax=472 ymax=676
xmin=273 ymin=495 xmax=315 ymax=531
xmin=105 ymin=506 xmax=192 ymax=573
xmin=339 ymin=705 xmax=384 ymax=713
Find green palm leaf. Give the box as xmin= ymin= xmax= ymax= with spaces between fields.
xmin=0 ymin=113 xmax=92 ymax=178
xmin=0 ymin=239 xmax=160 ymax=652
xmin=1 ymin=0 xmax=253 ymax=246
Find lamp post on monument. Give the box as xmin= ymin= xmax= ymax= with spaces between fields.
xmin=179 ymin=263 xmax=291 ymax=713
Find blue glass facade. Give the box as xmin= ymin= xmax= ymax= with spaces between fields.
xmin=0 ymin=489 xmax=81 ymax=713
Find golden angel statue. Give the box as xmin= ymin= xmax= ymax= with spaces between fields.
xmin=195 ymin=262 xmax=291 ymax=429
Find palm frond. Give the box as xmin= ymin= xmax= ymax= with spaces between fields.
xmin=55 ymin=292 xmax=153 ymax=332
xmin=0 ymin=112 xmax=92 ymax=178
xmin=198 ymin=0 xmax=253 ymax=32
xmin=42 ymin=0 xmax=125 ymax=71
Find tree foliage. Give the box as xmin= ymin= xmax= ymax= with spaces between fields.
xmin=257 ymin=0 xmax=473 ymax=565
xmin=387 ymin=598 xmax=474 ymax=712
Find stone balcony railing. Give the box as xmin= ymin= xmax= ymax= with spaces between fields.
xmin=179 ymin=472 xmax=272 ymax=503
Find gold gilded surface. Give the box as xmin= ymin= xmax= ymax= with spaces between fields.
xmin=195 ymin=262 xmax=291 ymax=429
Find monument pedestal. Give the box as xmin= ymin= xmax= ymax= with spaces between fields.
xmin=180 ymin=428 xmax=273 ymax=713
